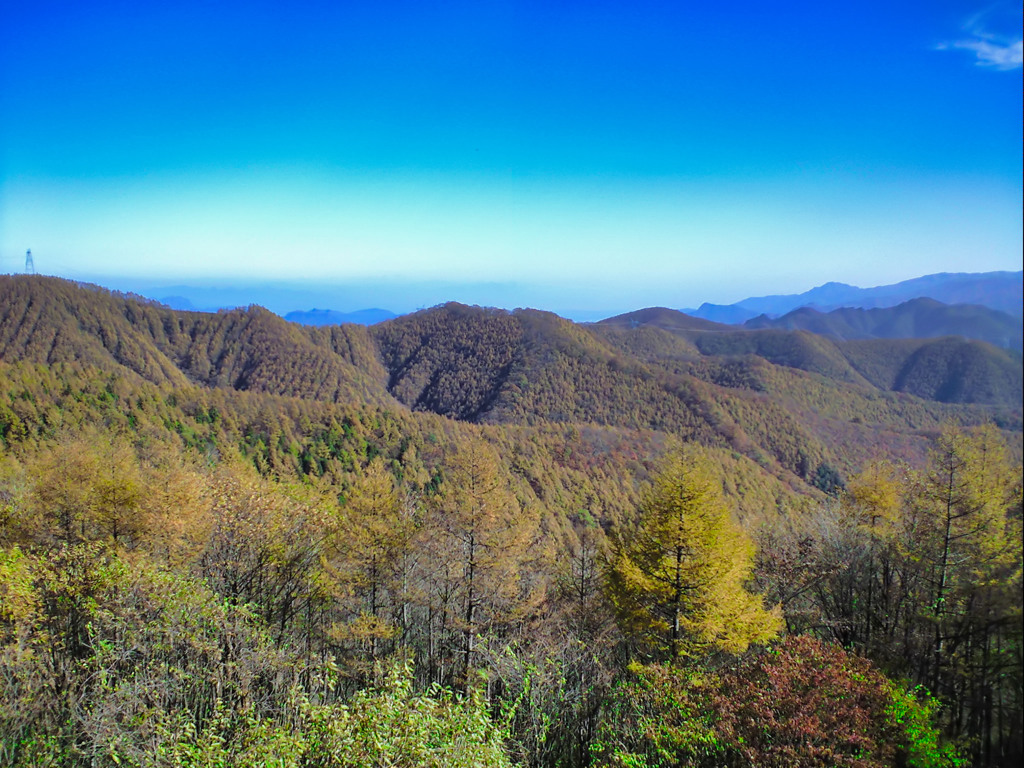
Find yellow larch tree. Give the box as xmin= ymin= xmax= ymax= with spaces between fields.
xmin=606 ymin=450 xmax=780 ymax=660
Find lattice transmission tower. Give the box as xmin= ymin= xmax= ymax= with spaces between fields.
xmin=25 ymin=249 xmax=35 ymax=274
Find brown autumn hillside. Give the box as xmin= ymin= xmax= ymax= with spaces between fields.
xmin=744 ymin=297 xmax=1023 ymax=351
xmin=1 ymin=276 xmax=1020 ymax=490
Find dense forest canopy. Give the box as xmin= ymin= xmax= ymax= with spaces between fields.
xmin=1 ymin=275 xmax=1021 ymax=767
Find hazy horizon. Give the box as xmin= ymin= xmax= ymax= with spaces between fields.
xmin=1 ymin=268 xmax=1019 ymax=326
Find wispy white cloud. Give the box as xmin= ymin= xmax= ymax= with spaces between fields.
xmin=938 ymin=6 xmax=1023 ymax=70
xmin=943 ymin=36 xmax=1023 ymax=70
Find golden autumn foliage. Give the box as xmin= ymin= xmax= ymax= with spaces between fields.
xmin=606 ymin=452 xmax=781 ymax=659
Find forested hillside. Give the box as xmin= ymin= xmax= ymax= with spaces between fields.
xmin=596 ymin=305 xmax=1022 ymax=405
xmin=1 ymin=275 xmax=1021 ymax=767
xmin=744 ymin=298 xmax=1023 ymax=351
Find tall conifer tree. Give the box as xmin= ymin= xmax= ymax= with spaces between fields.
xmin=606 ymin=450 xmax=780 ymax=659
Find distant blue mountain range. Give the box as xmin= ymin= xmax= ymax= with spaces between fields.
xmin=743 ymin=297 xmax=1022 ymax=352
xmin=148 ymin=270 xmax=1021 ymax=329
xmin=683 ymin=271 xmax=1022 ymax=323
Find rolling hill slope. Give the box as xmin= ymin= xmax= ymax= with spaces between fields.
xmin=744 ymin=298 xmax=1022 ymax=351
xmin=591 ymin=304 xmax=1021 ymax=406
xmin=1 ymin=276 xmax=1020 ymax=493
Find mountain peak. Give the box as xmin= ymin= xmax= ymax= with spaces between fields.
xmin=599 ymin=307 xmax=733 ymax=332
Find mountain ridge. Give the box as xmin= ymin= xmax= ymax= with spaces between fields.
xmin=2 ymin=277 xmax=1019 ymax=491
xmin=743 ymin=297 xmax=1023 ymax=351
xmin=685 ymin=270 xmax=1023 ymax=322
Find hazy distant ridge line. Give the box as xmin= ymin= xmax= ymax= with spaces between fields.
xmin=682 ymin=271 xmax=1023 ymax=322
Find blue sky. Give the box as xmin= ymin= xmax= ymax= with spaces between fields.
xmin=1 ymin=0 xmax=1021 ymax=316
